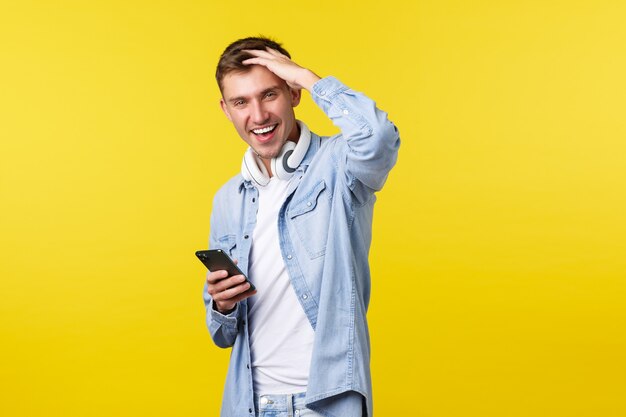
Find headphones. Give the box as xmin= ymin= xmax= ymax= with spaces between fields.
xmin=241 ymin=120 xmax=311 ymax=186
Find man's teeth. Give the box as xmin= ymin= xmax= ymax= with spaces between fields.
xmin=252 ymin=125 xmax=277 ymax=134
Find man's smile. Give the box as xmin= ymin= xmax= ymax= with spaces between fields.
xmin=251 ymin=123 xmax=278 ymax=135
xmin=250 ymin=123 xmax=279 ymax=142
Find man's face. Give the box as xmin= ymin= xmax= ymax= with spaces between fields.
xmin=220 ymin=65 xmax=301 ymax=162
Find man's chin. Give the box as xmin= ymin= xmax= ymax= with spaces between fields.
xmin=255 ymin=151 xmax=281 ymax=161
xmin=251 ymin=144 xmax=283 ymax=161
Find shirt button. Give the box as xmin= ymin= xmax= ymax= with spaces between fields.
xmin=342 ymin=109 xmax=349 ymax=115
xmin=287 ymin=255 xmax=292 ymax=260
xmin=249 ymin=408 xmax=253 ymax=413
xmin=244 ymin=234 xmax=249 ymax=239
xmin=260 ymin=397 xmax=268 ymax=405
xmin=252 ymin=198 xmax=256 ymax=203
xmin=319 ymin=91 xmax=326 ymax=96
xmin=307 ymin=201 xmax=312 ymax=207
xmin=302 ymin=294 xmax=308 ymax=300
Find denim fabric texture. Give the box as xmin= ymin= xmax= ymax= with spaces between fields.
xmin=254 ymin=392 xmax=324 ymax=417
xmin=203 ymin=76 xmax=400 ymax=417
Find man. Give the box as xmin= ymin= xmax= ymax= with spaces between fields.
xmin=203 ymin=37 xmax=400 ymax=417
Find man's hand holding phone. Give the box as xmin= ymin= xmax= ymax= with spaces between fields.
xmin=206 ymin=267 xmax=256 ymax=314
xmin=197 ymin=249 xmax=257 ymax=314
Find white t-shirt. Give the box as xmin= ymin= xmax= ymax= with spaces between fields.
xmin=247 ymin=176 xmax=315 ymax=395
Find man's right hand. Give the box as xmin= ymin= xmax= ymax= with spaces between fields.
xmin=206 ymin=266 xmax=256 ymax=314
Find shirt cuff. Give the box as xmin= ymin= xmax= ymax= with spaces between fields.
xmin=209 ymin=300 xmax=239 ymax=326
xmin=310 ymin=76 xmax=348 ymax=101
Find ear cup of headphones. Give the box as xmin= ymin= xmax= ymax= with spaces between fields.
xmin=271 ymin=141 xmax=297 ymax=180
xmin=241 ymin=120 xmax=312 ymax=186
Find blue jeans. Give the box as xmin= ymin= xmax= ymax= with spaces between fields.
xmin=254 ymin=392 xmax=324 ymax=417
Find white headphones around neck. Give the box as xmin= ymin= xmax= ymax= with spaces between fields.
xmin=241 ymin=120 xmax=311 ymax=186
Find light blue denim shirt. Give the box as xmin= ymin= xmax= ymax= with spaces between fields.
xmin=203 ymin=76 xmax=400 ymax=417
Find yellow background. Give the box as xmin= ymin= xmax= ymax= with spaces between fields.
xmin=1 ymin=0 xmax=625 ymax=415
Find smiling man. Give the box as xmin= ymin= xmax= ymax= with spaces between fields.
xmin=203 ymin=37 xmax=400 ymax=417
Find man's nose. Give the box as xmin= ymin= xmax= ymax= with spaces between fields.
xmin=250 ymin=101 xmax=269 ymax=124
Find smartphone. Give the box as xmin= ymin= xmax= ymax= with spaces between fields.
xmin=195 ymin=249 xmax=256 ymax=292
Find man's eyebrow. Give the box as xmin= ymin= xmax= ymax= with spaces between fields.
xmin=226 ymin=86 xmax=282 ymax=103
xmin=226 ymin=95 xmax=246 ymax=104
xmin=260 ymin=85 xmax=281 ymax=95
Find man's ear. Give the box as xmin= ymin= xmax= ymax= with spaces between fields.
xmin=289 ymin=87 xmax=302 ymax=107
xmin=220 ymin=98 xmax=232 ymax=121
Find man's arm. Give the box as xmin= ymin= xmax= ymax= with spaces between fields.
xmin=203 ymin=280 xmax=240 ymax=348
xmin=202 ymin=203 xmax=255 ymax=348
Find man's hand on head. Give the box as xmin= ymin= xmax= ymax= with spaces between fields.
xmin=242 ymin=48 xmax=321 ymax=91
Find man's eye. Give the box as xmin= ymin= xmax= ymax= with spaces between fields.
xmin=234 ymin=100 xmax=244 ymax=106
xmin=264 ymin=91 xmax=276 ymax=98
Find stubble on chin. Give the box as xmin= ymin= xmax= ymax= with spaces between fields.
xmin=251 ymin=145 xmax=281 ymax=161
xmin=251 ymin=137 xmax=285 ymax=161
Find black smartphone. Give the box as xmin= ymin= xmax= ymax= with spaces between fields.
xmin=195 ymin=249 xmax=256 ymax=292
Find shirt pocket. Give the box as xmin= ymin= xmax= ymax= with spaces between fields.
xmin=288 ymin=180 xmax=330 ymax=259
xmin=216 ymin=234 xmax=237 ymax=259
